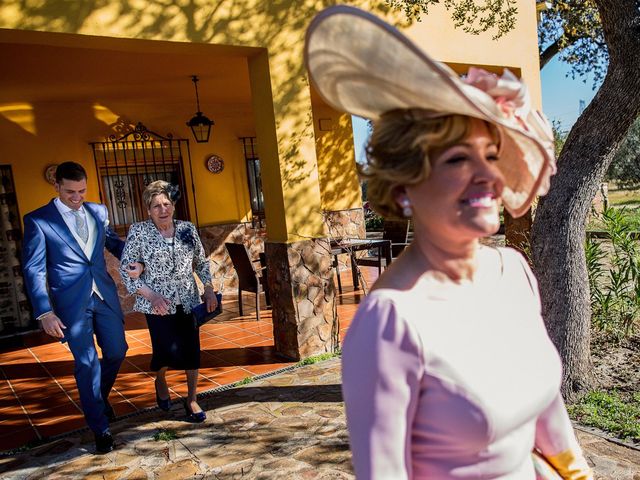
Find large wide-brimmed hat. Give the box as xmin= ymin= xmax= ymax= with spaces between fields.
xmin=304 ymin=5 xmax=556 ymax=217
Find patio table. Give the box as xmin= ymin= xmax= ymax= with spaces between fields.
xmin=330 ymin=238 xmax=392 ymax=291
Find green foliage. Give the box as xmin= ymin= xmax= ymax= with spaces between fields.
xmin=586 ymin=207 xmax=640 ymax=341
xmin=552 ymin=119 xmax=568 ymax=157
xmin=296 ymin=351 xmax=340 ymax=366
xmin=365 ymin=211 xmax=384 ymax=231
xmin=568 ymin=390 xmax=640 ymax=442
xmin=236 ymin=376 xmax=254 ymax=386
xmin=621 ymin=208 xmax=640 ymax=231
xmin=537 ymin=1 xmax=605 ymax=86
xmin=362 ymin=188 xmax=385 ymax=230
xmin=607 ymin=116 xmax=640 ymax=188
xmin=153 ymin=429 xmax=179 ymax=441
xmin=386 ymin=0 xmax=518 ymax=39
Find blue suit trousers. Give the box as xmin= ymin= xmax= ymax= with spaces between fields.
xmin=65 ymin=294 xmax=128 ymax=435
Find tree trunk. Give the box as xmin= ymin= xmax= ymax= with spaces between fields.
xmin=531 ymin=0 xmax=640 ymax=402
xmin=504 ymin=210 xmax=531 ymax=260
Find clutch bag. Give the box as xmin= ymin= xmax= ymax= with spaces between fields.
xmin=532 ymin=449 xmax=563 ymax=480
xmin=192 ymin=292 xmax=223 ymax=327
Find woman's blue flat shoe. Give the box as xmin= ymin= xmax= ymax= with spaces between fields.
xmin=184 ymin=400 xmax=206 ymax=423
xmin=155 ymin=379 xmax=171 ymax=412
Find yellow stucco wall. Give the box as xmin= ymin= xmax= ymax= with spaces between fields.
xmin=0 ymin=0 xmax=542 ymax=243
xmin=312 ymin=103 xmax=361 ymax=211
xmin=401 ymin=1 xmax=542 ymax=109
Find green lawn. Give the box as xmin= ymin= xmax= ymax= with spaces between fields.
xmin=589 ymin=185 xmax=640 ymax=231
xmin=607 ymin=185 xmax=640 ymax=207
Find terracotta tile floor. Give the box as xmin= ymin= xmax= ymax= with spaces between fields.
xmin=0 ymin=267 xmax=377 ymax=452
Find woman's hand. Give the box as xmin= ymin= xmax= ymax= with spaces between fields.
xmin=149 ymin=291 xmax=171 ymax=315
xmin=126 ymin=262 xmax=144 ymax=279
xmin=203 ymin=285 xmax=218 ymax=313
xmin=138 ymin=285 xmax=171 ymax=315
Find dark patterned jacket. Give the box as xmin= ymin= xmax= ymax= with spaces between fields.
xmin=119 ymin=219 xmax=212 ymax=314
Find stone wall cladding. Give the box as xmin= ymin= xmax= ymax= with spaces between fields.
xmin=323 ymin=208 xmax=366 ymax=272
xmin=198 ymin=223 xmax=267 ymax=294
xmin=265 ymin=239 xmax=337 ymax=361
xmin=322 ymin=208 xmax=365 ymax=240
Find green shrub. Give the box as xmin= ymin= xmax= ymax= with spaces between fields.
xmin=586 ymin=207 xmax=640 ymax=341
xmin=622 ymin=207 xmax=640 ymax=230
xmin=364 ymin=211 xmax=384 ymax=231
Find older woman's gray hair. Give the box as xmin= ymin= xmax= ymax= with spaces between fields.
xmin=142 ymin=180 xmax=174 ymax=209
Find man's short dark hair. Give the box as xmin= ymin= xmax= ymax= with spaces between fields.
xmin=55 ymin=162 xmax=87 ymax=183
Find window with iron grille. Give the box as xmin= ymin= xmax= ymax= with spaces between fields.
xmin=90 ymin=123 xmax=194 ymax=236
xmin=240 ymin=137 xmax=264 ymax=220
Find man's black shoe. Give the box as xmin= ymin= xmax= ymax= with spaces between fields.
xmin=94 ymin=432 xmax=114 ymax=454
xmin=104 ymin=400 xmax=116 ymax=423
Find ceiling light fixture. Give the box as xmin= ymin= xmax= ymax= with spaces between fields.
xmin=186 ymin=75 xmax=214 ymax=143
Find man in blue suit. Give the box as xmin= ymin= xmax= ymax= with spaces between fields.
xmin=22 ymin=162 xmax=139 ymax=454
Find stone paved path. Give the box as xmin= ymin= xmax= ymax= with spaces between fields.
xmin=0 ymin=358 xmax=638 ymax=479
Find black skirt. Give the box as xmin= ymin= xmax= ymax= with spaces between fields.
xmin=145 ymin=305 xmax=200 ymax=371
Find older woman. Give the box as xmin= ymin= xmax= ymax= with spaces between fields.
xmin=120 ymin=180 xmax=217 ymax=423
xmin=305 ymin=7 xmax=592 ymax=480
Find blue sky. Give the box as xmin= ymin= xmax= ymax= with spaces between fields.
xmin=540 ymin=57 xmax=600 ymax=133
xmin=351 ymin=57 xmax=601 ymax=163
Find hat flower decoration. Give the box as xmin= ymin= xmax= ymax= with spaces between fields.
xmin=465 ymin=68 xmax=530 ymax=127
xmin=304 ymin=5 xmax=556 ymax=217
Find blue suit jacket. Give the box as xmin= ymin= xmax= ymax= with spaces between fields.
xmin=22 ymin=200 xmax=125 ymax=324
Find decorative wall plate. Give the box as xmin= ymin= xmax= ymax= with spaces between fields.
xmin=44 ymin=164 xmax=58 ymax=185
xmin=205 ymin=154 xmax=224 ymax=173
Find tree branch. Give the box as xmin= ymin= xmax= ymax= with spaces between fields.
xmin=540 ymin=39 xmax=562 ymax=69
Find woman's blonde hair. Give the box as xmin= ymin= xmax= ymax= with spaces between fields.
xmin=360 ymin=110 xmax=500 ymax=218
xmin=143 ymin=180 xmax=173 ymax=210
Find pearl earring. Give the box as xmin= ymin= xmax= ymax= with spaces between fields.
xmin=400 ymin=199 xmax=413 ymax=218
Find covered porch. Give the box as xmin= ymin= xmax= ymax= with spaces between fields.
xmin=0 ymin=25 xmax=365 ymax=364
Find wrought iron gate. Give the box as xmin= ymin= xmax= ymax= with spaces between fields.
xmin=90 ymin=123 xmax=198 ymax=236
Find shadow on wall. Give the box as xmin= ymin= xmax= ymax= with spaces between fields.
xmin=5 ymin=0 xmax=395 ymax=243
